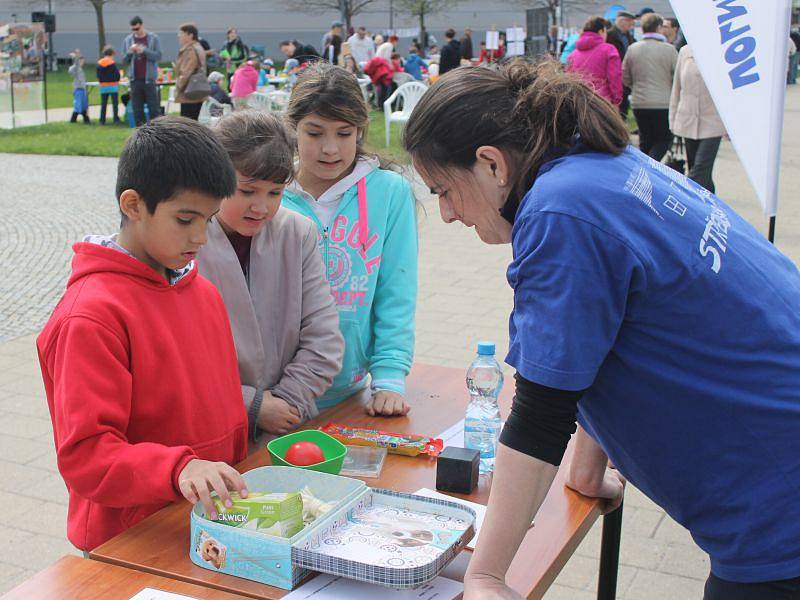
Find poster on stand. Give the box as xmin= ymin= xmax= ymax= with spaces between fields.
xmin=0 ymin=22 xmax=46 ymax=128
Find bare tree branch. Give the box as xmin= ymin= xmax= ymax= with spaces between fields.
xmin=286 ymin=0 xmax=376 ymax=31
xmin=17 ymin=0 xmax=181 ymax=54
xmin=510 ymin=0 xmax=610 ymax=27
xmin=394 ymin=0 xmax=463 ymax=46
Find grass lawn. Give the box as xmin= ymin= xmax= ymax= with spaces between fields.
xmin=0 ymin=110 xmax=410 ymax=162
xmin=0 ymin=121 xmax=131 ymax=157
xmin=44 ymin=66 xmax=171 ymax=109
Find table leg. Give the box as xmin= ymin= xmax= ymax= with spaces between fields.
xmin=597 ymin=501 xmax=623 ymax=600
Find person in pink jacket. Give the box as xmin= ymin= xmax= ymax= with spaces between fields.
xmin=230 ymin=60 xmax=259 ymax=108
xmin=567 ymin=16 xmax=623 ymax=106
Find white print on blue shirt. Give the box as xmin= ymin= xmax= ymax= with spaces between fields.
xmin=634 ymin=154 xmax=733 ymax=275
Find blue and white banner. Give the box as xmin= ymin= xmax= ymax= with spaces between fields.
xmin=669 ymin=0 xmax=792 ymax=216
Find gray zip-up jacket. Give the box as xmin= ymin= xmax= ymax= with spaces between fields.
xmin=198 ymin=209 xmax=344 ymax=440
xmin=68 ymin=61 xmax=86 ymax=90
xmin=120 ymin=31 xmax=162 ymax=82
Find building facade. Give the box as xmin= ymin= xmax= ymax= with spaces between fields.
xmin=2 ymin=0 xmax=674 ymax=60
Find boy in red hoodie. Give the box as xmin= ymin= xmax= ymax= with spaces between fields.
xmin=37 ymin=116 xmax=250 ymax=552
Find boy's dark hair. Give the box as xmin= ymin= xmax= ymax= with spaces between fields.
xmin=213 ymin=110 xmax=295 ymax=183
xmin=179 ymin=23 xmax=199 ymax=40
xmin=102 ymin=45 xmax=115 ymax=56
xmin=445 ymin=29 xmax=456 ymax=39
xmin=116 ymin=116 xmax=237 ymax=218
xmin=279 ymin=40 xmax=293 ymax=47
xmin=130 ymin=16 xmax=143 ymax=27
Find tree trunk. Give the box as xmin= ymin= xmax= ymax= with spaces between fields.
xmin=91 ymin=0 xmax=106 ymax=56
xmin=549 ymin=0 xmax=558 ymax=29
xmin=340 ymin=0 xmax=350 ymax=34
xmin=420 ymin=8 xmax=427 ymax=49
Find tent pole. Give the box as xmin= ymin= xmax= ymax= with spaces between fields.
xmin=768 ymin=216 xmax=776 ymax=244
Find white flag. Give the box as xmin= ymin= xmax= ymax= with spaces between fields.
xmin=669 ymin=0 xmax=791 ymax=216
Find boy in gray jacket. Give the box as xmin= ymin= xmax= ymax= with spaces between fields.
xmin=198 ymin=111 xmax=344 ymax=444
xmin=68 ymin=50 xmax=90 ymax=123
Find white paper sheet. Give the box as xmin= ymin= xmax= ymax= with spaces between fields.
xmin=437 ymin=419 xmax=505 ymax=449
xmin=129 ymin=589 xmax=198 ymax=600
xmin=485 ymin=30 xmax=500 ymax=50
xmin=506 ymin=27 xmax=526 ymax=42
xmin=507 ymin=41 xmax=526 ymax=56
xmin=283 ymin=573 xmax=463 ymax=599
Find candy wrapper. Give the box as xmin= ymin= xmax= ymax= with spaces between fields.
xmin=319 ymin=423 xmax=443 ymax=457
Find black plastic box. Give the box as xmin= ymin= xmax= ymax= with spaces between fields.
xmin=436 ymin=446 xmax=480 ymax=494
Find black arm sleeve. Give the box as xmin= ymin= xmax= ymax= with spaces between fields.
xmin=498 ymin=374 xmax=585 ymax=467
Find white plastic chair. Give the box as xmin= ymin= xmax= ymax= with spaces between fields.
xmin=266 ymin=89 xmax=290 ymax=112
xmin=198 ymin=98 xmax=232 ymax=126
xmin=383 ymin=81 xmax=427 ymax=147
xmin=165 ymin=85 xmax=176 ymax=114
xmin=246 ymin=92 xmax=272 ymax=112
xmin=392 ymin=72 xmax=415 ymax=86
xmin=357 ymin=76 xmax=372 ymax=104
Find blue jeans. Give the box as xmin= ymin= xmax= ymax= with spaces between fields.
xmin=685 ymin=137 xmax=722 ymax=193
xmin=129 ymin=79 xmax=160 ymax=127
xmin=788 ymin=52 xmax=799 ymax=84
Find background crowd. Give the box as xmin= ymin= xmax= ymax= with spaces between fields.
xmin=62 ymin=8 xmax=800 ymax=196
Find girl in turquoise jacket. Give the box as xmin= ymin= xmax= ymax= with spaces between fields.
xmin=283 ymin=62 xmax=418 ymax=416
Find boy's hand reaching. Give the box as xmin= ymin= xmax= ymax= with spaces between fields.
xmin=178 ymin=459 xmax=249 ymax=519
xmin=257 ymin=392 xmax=302 ymax=435
xmin=366 ymin=390 xmax=410 ymax=417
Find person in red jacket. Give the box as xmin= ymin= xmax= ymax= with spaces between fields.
xmin=36 ymin=116 xmax=250 ymax=552
xmin=364 ymin=42 xmax=394 ymax=108
xmin=567 ymin=16 xmax=623 ymax=106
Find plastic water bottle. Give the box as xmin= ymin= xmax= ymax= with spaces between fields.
xmin=464 ymin=341 xmax=504 ymax=474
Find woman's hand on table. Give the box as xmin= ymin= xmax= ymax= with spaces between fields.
xmin=177 ymin=459 xmax=249 ymax=519
xmin=566 ymin=426 xmax=626 ymax=514
xmin=366 ymin=390 xmax=410 ymax=416
xmin=566 ymin=465 xmax=625 ymax=515
xmin=463 ymin=573 xmax=523 ymax=600
xmin=257 ymin=392 xmax=302 ymax=435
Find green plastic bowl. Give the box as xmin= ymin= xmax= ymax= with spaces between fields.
xmin=267 ymin=430 xmax=347 ymax=475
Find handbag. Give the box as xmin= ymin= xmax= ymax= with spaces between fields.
xmin=665 ymin=136 xmax=686 ymax=174
xmin=182 ymin=45 xmax=211 ymax=101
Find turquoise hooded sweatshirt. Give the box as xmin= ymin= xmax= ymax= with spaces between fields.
xmin=282 ymin=161 xmax=418 ymax=409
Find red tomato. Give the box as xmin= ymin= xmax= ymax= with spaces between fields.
xmin=284 ymin=441 xmax=325 ymax=466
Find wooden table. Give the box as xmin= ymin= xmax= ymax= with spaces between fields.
xmin=1 ymin=555 xmax=247 ymax=599
xmin=91 ymin=364 xmax=620 ymax=599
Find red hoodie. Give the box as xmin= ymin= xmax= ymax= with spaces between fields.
xmin=37 ymin=242 xmax=248 ymax=551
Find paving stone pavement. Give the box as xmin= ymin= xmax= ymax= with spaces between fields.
xmin=1 ymin=85 xmax=799 ymax=597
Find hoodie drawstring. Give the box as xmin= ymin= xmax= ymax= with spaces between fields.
xmin=357 ymin=177 xmax=369 ymax=251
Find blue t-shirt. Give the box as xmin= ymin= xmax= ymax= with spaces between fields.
xmin=506 ymin=145 xmax=800 ymax=583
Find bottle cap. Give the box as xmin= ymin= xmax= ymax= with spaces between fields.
xmin=477 ymin=341 xmax=496 ymax=356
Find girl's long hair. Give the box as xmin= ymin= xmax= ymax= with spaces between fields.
xmin=285 ymin=61 xmax=371 ymax=161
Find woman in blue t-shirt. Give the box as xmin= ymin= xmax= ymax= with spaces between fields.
xmin=404 ymin=59 xmax=800 ymax=600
